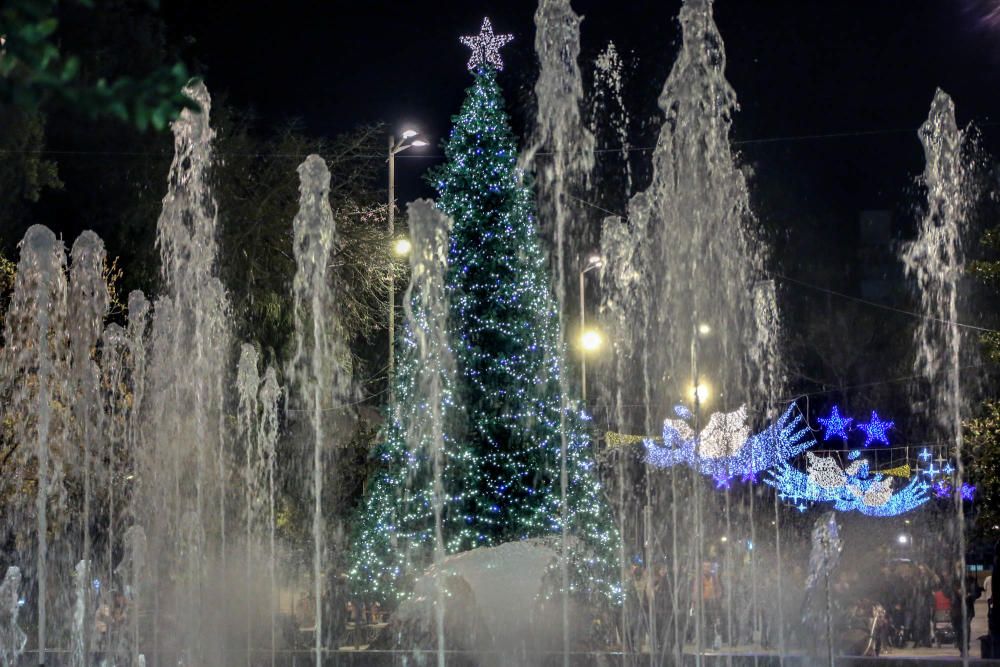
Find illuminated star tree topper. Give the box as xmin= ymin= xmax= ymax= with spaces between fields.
xmin=817 ymin=405 xmax=853 ymax=441
xmin=460 ymin=17 xmax=514 ymax=71
xmin=858 ymin=410 xmax=894 ymax=447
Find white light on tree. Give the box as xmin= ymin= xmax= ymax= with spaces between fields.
xmin=459 ymin=17 xmax=514 ymax=71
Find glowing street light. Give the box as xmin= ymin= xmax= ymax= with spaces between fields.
xmin=579 ymin=254 xmax=604 ymax=404
xmin=392 ymin=237 xmax=412 ymax=257
xmin=698 ymin=322 xmax=712 ymax=336
xmin=387 ymin=128 xmax=428 ymax=393
xmin=688 ymin=382 xmax=711 ymax=404
xmin=580 ymin=328 xmax=603 ymax=352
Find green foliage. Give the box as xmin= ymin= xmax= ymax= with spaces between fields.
xmin=0 ymin=0 xmax=194 ymax=131
xmin=963 ymin=401 xmax=1000 ymax=541
xmin=351 ymin=68 xmax=620 ymax=604
xmin=965 ymin=161 xmax=1000 ymax=540
xmin=0 ymin=250 xmax=14 ymax=328
xmin=211 ymin=109 xmax=400 ymax=373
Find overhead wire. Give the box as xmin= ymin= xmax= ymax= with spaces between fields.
xmin=3 ymin=119 xmax=1000 ymax=159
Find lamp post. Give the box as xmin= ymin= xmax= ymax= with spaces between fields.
xmin=579 ymin=254 xmax=603 ymax=404
xmin=387 ymin=130 xmax=427 ymax=392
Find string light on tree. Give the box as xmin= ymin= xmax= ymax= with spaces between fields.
xmin=858 ymin=411 xmax=894 ymax=447
xmin=919 ymin=448 xmax=932 ymax=462
xmin=817 ymin=405 xmax=853 ymax=441
xmin=350 ymin=48 xmax=619 ymax=603
xmin=961 ymin=483 xmax=976 ymax=501
xmin=459 ymin=17 xmax=514 ymax=71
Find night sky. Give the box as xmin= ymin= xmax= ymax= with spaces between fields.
xmin=159 ymin=0 xmax=1000 ymax=216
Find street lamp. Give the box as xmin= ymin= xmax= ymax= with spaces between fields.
xmin=387 ymin=129 xmax=427 ymax=391
xmin=580 ymin=329 xmax=603 ymax=352
xmin=688 ymin=382 xmax=711 ymax=404
xmin=392 ymin=237 xmax=412 ymax=257
xmin=579 ymin=254 xmax=603 ymax=404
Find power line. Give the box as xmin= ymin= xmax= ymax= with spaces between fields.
xmin=4 ymin=119 xmax=1000 ymax=159
xmin=775 ymin=273 xmax=1000 ymax=335
xmin=564 ymin=192 xmax=1000 ymax=336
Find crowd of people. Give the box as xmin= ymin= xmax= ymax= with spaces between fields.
xmin=621 ymin=552 xmax=996 ymax=657
xmin=830 ymin=561 xmax=985 ymax=655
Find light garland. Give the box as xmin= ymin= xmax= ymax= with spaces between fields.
xmin=880 ymin=463 xmax=911 ymax=479
xmin=644 ymin=402 xmax=815 ymax=482
xmin=604 ymin=432 xmax=647 ymax=449
xmin=765 ymin=454 xmax=931 ymax=517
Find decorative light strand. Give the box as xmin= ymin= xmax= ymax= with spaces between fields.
xmin=644 ymin=403 xmax=815 ymax=481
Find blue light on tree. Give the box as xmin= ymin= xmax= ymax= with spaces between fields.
xmin=919 ymin=448 xmax=932 ymax=461
xmin=816 ymin=405 xmax=853 ymax=441
xmin=858 ymin=411 xmax=894 ymax=447
xmin=961 ymin=483 xmax=976 ymax=501
xmin=644 ymin=403 xmax=815 ymax=482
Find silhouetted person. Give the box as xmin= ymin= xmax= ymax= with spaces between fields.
xmin=951 ymin=576 xmax=981 ymax=656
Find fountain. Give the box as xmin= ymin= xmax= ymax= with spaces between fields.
xmin=287 ymin=153 xmax=351 ymax=666
xmin=901 ymin=88 xmax=973 ymax=665
xmin=0 ymin=1 xmax=989 ymax=665
xmin=598 ymin=0 xmax=772 ymax=661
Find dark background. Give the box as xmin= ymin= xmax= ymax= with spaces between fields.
xmin=160 ymin=0 xmax=1000 ymax=212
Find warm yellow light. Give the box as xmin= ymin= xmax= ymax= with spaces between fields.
xmin=688 ymin=382 xmax=710 ymax=403
xmin=580 ymin=329 xmax=603 ymax=352
xmin=698 ymin=322 xmax=712 ymax=336
xmin=393 ymin=238 xmax=412 ymax=256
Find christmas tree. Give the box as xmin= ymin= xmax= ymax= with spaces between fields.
xmin=350 ymin=21 xmax=618 ymax=605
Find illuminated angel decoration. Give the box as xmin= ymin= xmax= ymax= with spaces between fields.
xmin=765 ymin=452 xmax=930 ymax=517
xmin=644 ymin=403 xmax=815 ymax=481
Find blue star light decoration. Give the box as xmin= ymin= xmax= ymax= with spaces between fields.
xmin=960 ymin=483 xmax=976 ymax=501
xmin=644 ymin=403 xmax=815 ymax=482
xmin=858 ymin=411 xmax=894 ymax=447
xmin=460 ymin=17 xmax=514 ymax=71
xmin=816 ymin=406 xmax=853 ymax=441
xmin=919 ymin=448 xmax=932 ymax=462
